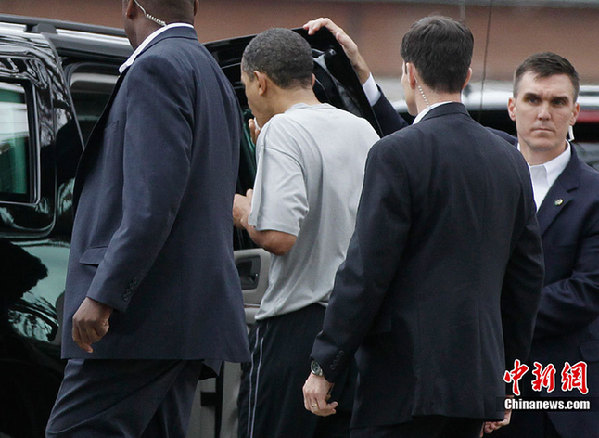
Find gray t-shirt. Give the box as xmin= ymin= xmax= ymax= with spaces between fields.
xmin=249 ymin=103 xmax=379 ymax=320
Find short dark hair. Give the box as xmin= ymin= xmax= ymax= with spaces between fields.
xmin=400 ymin=16 xmax=473 ymax=93
xmin=514 ymin=52 xmax=580 ymax=100
xmin=138 ymin=0 xmax=195 ymax=24
xmin=241 ymin=28 xmax=313 ymax=89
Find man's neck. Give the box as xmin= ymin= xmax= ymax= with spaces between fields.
xmin=519 ymin=140 xmax=568 ymax=165
xmin=130 ymin=22 xmax=162 ymax=49
xmin=272 ymin=89 xmax=321 ymax=117
xmin=415 ymin=90 xmax=461 ymax=114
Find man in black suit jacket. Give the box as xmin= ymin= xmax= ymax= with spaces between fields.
xmin=302 ymin=17 xmax=544 ymax=438
xmin=45 ymin=1 xmax=249 ymax=436
xmin=489 ymin=53 xmax=599 ymax=438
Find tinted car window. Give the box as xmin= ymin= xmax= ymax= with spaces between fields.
xmin=68 ymin=69 xmax=119 ymax=144
xmin=0 ymin=81 xmax=31 ymax=202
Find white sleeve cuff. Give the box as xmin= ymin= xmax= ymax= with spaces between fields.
xmin=362 ymin=73 xmax=381 ymax=107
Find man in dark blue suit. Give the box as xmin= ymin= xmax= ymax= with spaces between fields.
xmin=45 ymin=1 xmax=249 ymax=436
xmin=302 ymin=17 xmax=544 ymax=438
xmin=489 ymin=53 xmax=599 ymax=438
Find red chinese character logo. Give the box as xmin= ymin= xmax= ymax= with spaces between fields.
xmin=531 ymin=362 xmax=556 ymax=393
xmin=503 ymin=359 xmax=530 ymax=396
xmin=561 ymin=361 xmax=589 ymax=394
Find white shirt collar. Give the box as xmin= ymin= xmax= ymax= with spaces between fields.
xmin=120 ymin=23 xmax=195 ymax=73
xmin=542 ymin=142 xmax=571 ymax=186
xmin=519 ymin=142 xmax=571 ymax=210
xmin=413 ymin=101 xmax=454 ymax=124
xmin=519 ymin=141 xmax=571 ymax=184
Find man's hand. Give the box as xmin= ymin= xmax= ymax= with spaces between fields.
xmin=72 ymin=297 xmax=113 ymax=353
xmin=233 ymin=189 xmax=253 ymax=229
xmin=303 ymin=18 xmax=371 ymax=84
xmin=480 ymin=398 xmax=512 ymax=436
xmin=249 ymin=118 xmax=261 ymax=145
xmin=302 ymin=373 xmax=337 ymax=417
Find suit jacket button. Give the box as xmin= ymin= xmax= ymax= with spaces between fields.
xmin=128 ymin=278 xmax=139 ymax=289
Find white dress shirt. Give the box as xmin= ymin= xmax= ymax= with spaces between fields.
xmin=120 ymin=23 xmax=195 ymax=73
xmin=363 ymin=73 xmax=381 ymax=106
xmin=520 ymin=143 xmax=571 ymax=210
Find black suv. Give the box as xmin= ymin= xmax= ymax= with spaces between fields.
xmin=0 ymin=14 xmax=380 ymax=438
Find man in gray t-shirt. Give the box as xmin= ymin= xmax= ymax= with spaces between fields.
xmin=233 ymin=29 xmax=378 ymax=438
xmin=251 ymin=102 xmax=377 ymax=320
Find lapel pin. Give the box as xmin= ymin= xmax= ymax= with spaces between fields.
xmin=554 ymin=199 xmax=564 ymax=206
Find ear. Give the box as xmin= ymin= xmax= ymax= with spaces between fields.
xmin=194 ymin=0 xmax=199 ymax=16
xmin=406 ymin=62 xmax=417 ymax=89
xmin=570 ymin=102 xmax=581 ymax=126
xmin=125 ymin=0 xmax=136 ymax=19
xmin=312 ymin=73 xmax=316 ymax=87
xmin=254 ymin=71 xmax=268 ymax=96
xmin=462 ymin=68 xmax=472 ymax=89
xmin=507 ymin=96 xmax=517 ymax=122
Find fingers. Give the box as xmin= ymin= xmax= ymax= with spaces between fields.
xmin=302 ymin=373 xmax=337 ymax=416
xmin=303 ymin=18 xmax=341 ymax=35
xmin=72 ymin=320 xmax=108 ymax=353
xmin=72 ymin=324 xmax=97 ymax=353
xmin=71 ymin=298 xmax=112 ymax=353
xmin=314 ymin=400 xmax=338 ymax=417
xmin=302 ymin=18 xmax=352 ymax=49
xmin=248 ymin=118 xmax=261 ymax=144
xmin=72 ymin=324 xmax=93 ymax=354
xmin=482 ymin=419 xmax=510 ymax=435
xmin=482 ymin=405 xmax=512 ymax=434
xmin=303 ymin=397 xmax=338 ymax=417
xmin=303 ymin=17 xmax=370 ymax=84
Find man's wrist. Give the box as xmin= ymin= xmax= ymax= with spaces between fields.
xmin=240 ymin=213 xmax=250 ymax=230
xmin=311 ymin=359 xmax=325 ymax=377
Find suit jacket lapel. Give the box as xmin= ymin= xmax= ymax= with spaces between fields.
xmin=72 ymin=26 xmax=198 ymax=214
xmin=72 ymin=70 xmax=127 ymax=214
xmin=536 ymin=147 xmax=581 ymax=234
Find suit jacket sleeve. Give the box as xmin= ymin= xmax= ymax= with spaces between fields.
xmin=500 ymin=163 xmax=544 ymax=370
xmin=534 ymin=213 xmax=599 ymax=339
xmin=371 ymin=88 xmax=410 ymax=136
xmin=311 ymin=139 xmax=411 ymax=382
xmin=85 ymin=56 xmax=194 ymax=312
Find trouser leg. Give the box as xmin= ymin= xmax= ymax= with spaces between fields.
xmin=351 ymin=416 xmax=483 ymax=438
xmin=45 ymin=359 xmax=202 ymax=438
xmin=243 ymin=304 xmax=353 ymax=438
xmin=141 ymin=361 xmax=203 ymax=438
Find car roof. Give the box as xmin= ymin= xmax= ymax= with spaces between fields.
xmin=0 ymin=14 xmax=133 ymax=61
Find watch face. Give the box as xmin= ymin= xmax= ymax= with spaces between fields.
xmin=311 ymin=360 xmax=324 ymax=376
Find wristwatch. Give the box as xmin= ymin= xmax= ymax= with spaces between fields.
xmin=311 ymin=360 xmax=324 ymax=377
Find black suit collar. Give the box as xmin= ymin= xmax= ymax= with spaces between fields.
xmin=138 ymin=26 xmax=198 ymax=56
xmin=536 ymin=146 xmax=581 ymax=234
xmin=419 ymin=102 xmax=469 ymax=123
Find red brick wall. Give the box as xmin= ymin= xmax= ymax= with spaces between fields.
xmin=2 ymin=1 xmax=598 ymax=83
